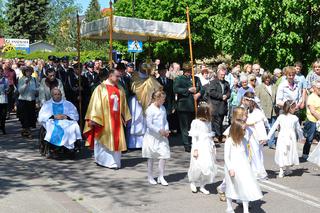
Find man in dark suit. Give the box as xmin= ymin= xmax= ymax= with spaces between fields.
xmin=65 ymin=63 xmax=90 ymax=130
xmin=173 ymin=63 xmax=204 ymax=152
xmin=83 ymin=61 xmax=100 ymax=95
xmin=56 ymin=56 xmax=70 ymax=86
xmin=206 ymin=64 xmax=230 ymax=142
xmin=157 ymin=63 xmax=175 ymax=131
xmin=125 ymin=62 xmax=135 ymax=79
xmin=41 ymin=55 xmax=59 ymax=79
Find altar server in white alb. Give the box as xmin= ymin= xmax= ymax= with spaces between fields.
xmin=268 ymin=100 xmax=305 ymax=177
xmin=243 ymin=92 xmax=268 ymax=180
xmin=127 ymin=61 xmax=162 ymax=149
xmin=188 ymin=102 xmax=217 ymax=195
xmin=224 ymin=119 xmax=263 ymax=213
xmin=38 ymin=87 xmax=82 ymax=149
xmin=142 ymin=90 xmax=170 ymax=186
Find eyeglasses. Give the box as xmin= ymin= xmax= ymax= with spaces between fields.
xmin=250 ymin=79 xmax=256 ymax=82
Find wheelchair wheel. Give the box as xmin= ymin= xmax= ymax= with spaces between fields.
xmin=74 ymin=139 xmax=85 ymax=153
xmin=38 ymin=126 xmax=49 ymax=156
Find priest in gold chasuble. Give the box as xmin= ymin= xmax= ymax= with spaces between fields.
xmin=84 ymin=69 xmax=131 ymax=169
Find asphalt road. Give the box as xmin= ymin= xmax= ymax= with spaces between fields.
xmin=0 ymin=116 xmax=319 ymax=213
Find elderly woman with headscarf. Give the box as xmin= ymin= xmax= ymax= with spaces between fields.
xmin=236 ymin=75 xmax=255 ymax=105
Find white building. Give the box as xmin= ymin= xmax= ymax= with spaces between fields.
xmin=29 ymin=41 xmax=55 ymax=53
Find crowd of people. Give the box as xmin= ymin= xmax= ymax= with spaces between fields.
xmin=1 ymin=56 xmax=320 ymax=213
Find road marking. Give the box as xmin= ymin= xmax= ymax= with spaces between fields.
xmin=216 ymin=167 xmax=320 ymax=209
xmin=258 ymin=182 xmax=320 ymax=209
xmin=216 ymin=164 xmax=320 ymax=203
xmin=260 ymin=179 xmax=320 ymax=203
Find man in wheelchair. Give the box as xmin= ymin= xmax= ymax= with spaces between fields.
xmin=38 ymin=87 xmax=82 ymax=158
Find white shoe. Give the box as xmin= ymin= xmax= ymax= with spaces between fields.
xmin=278 ymin=171 xmax=284 ymax=178
xmin=199 ymin=187 xmax=210 ymax=195
xmin=190 ymin=183 xmax=197 ymax=193
xmin=225 ymin=208 xmax=235 ymax=213
xmin=148 ymin=177 xmax=157 ymax=185
xmin=157 ymin=176 xmax=168 ymax=186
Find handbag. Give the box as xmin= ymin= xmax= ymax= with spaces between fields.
xmin=13 ymin=85 xmax=19 ymax=98
xmin=316 ymin=121 xmax=320 ymax=132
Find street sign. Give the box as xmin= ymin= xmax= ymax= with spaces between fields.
xmin=128 ymin=40 xmax=143 ymax=53
xmin=4 ymin=38 xmax=30 ymax=53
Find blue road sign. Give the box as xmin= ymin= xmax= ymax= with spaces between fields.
xmin=128 ymin=40 xmax=143 ymax=53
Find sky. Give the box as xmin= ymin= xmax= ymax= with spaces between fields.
xmin=75 ymin=0 xmax=111 ymax=14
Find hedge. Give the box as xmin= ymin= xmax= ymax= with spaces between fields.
xmin=1 ymin=50 xmax=109 ymax=63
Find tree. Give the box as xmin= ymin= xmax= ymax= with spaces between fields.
xmin=81 ymin=0 xmax=106 ymax=52
xmin=47 ymin=0 xmax=79 ymax=36
xmin=114 ymin=0 xmax=320 ymax=70
xmin=201 ymin=0 xmax=320 ymax=70
xmin=114 ymin=0 xmax=216 ymax=63
xmin=85 ymin=0 xmax=102 ymax=22
xmin=46 ymin=0 xmax=106 ymax=52
xmin=6 ymin=0 xmax=49 ymax=43
xmin=50 ymin=8 xmax=78 ymax=51
xmin=0 ymin=0 xmax=7 ymax=36
xmin=46 ymin=0 xmax=79 ymax=51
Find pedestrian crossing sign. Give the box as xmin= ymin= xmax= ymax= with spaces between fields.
xmin=128 ymin=40 xmax=143 ymax=53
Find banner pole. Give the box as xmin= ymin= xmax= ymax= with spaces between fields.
xmin=186 ymin=7 xmax=197 ymax=115
xmin=76 ymin=11 xmax=83 ymax=130
xmin=109 ymin=1 xmax=113 ymax=68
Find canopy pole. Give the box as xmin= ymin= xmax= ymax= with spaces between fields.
xmin=76 ymin=11 xmax=83 ymax=131
xmin=148 ymin=37 xmax=151 ymax=59
xmin=186 ymin=7 xmax=197 ymax=115
xmin=109 ymin=1 xmax=113 ymax=68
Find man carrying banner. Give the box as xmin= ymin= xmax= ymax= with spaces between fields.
xmin=84 ymin=69 xmax=131 ymax=169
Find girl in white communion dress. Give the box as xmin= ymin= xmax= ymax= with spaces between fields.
xmin=188 ymin=102 xmax=218 ymax=195
xmin=142 ymin=90 xmax=170 ymax=186
xmin=224 ymin=119 xmax=263 ymax=213
xmin=268 ymin=100 xmax=305 ymax=177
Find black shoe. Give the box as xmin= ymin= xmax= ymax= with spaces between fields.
xmin=2 ymin=128 xmax=6 ymax=135
xmin=184 ymin=147 xmax=191 ymax=153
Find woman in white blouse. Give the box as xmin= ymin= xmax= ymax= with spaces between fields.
xmin=17 ymin=66 xmax=39 ymax=138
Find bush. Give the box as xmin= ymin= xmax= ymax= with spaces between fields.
xmin=2 ymin=50 xmax=27 ymax=59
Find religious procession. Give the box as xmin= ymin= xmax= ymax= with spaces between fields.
xmin=0 ymin=0 xmax=319 ymax=213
